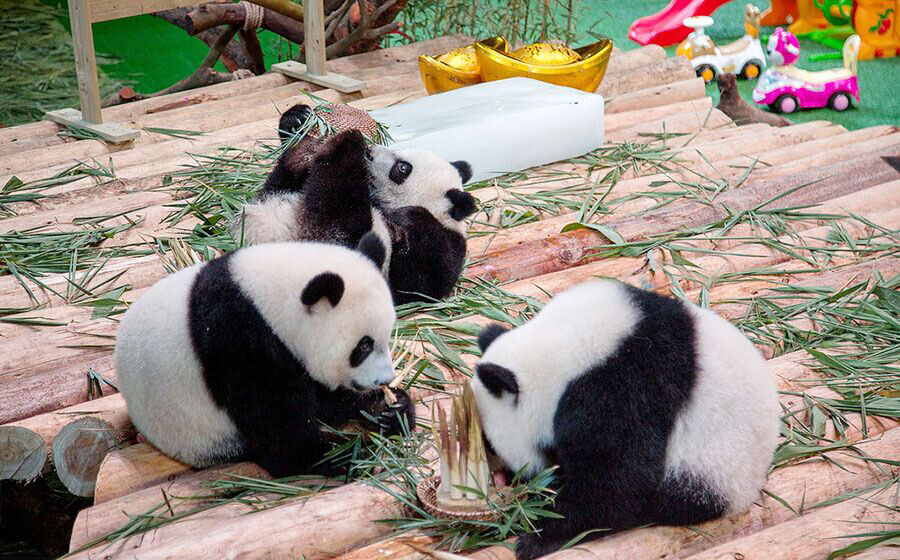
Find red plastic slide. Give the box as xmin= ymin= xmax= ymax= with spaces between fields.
xmin=628 ymin=0 xmax=732 ymax=46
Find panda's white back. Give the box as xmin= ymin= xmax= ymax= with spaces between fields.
xmin=664 ymin=303 xmax=779 ymax=513
xmin=115 ymin=263 xmax=240 ymax=466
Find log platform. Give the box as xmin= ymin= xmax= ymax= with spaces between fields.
xmin=1 ymin=35 xmax=898 ymax=559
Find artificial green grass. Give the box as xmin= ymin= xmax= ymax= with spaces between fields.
xmin=581 ymin=1 xmax=899 ymax=130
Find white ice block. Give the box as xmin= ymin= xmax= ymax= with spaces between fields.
xmin=369 ymin=77 xmax=605 ymax=183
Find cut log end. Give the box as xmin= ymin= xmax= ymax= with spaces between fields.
xmin=52 ymin=417 xmax=122 ymax=497
xmin=0 ymin=425 xmax=47 ymax=482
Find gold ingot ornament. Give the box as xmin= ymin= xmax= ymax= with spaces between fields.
xmin=509 ymin=43 xmax=582 ymax=65
xmin=418 ymin=37 xmax=510 ymax=94
xmin=475 ymin=37 xmax=613 ymax=92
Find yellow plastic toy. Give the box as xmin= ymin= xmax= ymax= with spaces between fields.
xmin=474 ymin=37 xmax=613 ymax=92
xmin=853 ymin=0 xmax=899 ymax=59
xmin=418 ymin=38 xmax=510 ymax=94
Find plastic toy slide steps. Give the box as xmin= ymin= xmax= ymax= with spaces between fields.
xmin=369 ymin=77 xmax=605 ymax=183
xmin=629 ymin=0 xmax=732 ymax=46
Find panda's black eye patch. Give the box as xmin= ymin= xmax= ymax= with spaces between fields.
xmin=389 ymin=160 xmax=413 ymax=184
xmin=350 ymin=336 xmax=374 ymax=368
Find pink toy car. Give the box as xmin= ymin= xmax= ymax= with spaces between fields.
xmin=752 ymin=28 xmax=861 ymax=113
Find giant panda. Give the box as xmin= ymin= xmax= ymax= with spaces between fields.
xmin=235 ymin=106 xmax=477 ymax=304
xmin=115 ymin=233 xmax=416 ymax=478
xmin=471 ymin=280 xmax=780 ymax=560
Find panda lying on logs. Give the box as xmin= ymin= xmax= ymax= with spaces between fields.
xmin=471 ymin=280 xmax=780 ymax=560
xmin=234 ymin=106 xmax=477 ymax=305
xmin=115 ymin=234 xmax=415 ymax=478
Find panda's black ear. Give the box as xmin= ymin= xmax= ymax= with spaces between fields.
xmin=357 ymin=231 xmax=386 ymax=269
xmin=446 ymin=189 xmax=478 ymax=221
xmin=277 ymin=104 xmax=312 ymax=144
xmin=451 ymin=160 xmax=473 ymax=184
xmin=301 ymin=272 xmax=345 ymax=308
xmin=476 ymin=363 xmax=519 ymax=399
xmin=478 ymin=323 xmax=509 ymax=353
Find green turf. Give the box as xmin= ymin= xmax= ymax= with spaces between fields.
xmin=577 ymin=1 xmax=899 ymax=130
xmin=21 ymin=1 xmax=900 ymax=130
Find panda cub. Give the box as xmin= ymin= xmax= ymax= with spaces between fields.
xmin=236 ymin=105 xmax=477 ymax=304
xmin=115 ymin=233 xmax=415 ymax=478
xmin=471 ymin=280 xmax=779 ymax=560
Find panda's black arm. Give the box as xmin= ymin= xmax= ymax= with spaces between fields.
xmin=316 ymin=385 xmax=416 ymax=438
xmin=229 ymin=388 xmax=342 ymax=479
xmin=302 ymin=130 xmax=375 ymax=221
xmin=386 ymin=206 xmax=467 ymax=304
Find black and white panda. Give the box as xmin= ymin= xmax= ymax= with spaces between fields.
xmin=235 ymin=106 xmax=477 ymax=304
xmin=471 ymin=280 xmax=779 ymax=560
xmin=115 ymin=233 xmax=416 ymax=478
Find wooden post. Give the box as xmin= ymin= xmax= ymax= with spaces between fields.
xmin=271 ymin=0 xmax=365 ymax=93
xmin=305 ymin=0 xmax=327 ymax=76
xmin=68 ymin=0 xmax=102 ymax=124
xmin=45 ymin=0 xmax=141 ymax=143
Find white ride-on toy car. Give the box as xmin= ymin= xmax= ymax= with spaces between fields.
xmin=676 ymin=4 xmax=767 ymax=84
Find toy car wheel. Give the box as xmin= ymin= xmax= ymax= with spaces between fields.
xmin=696 ymin=64 xmax=716 ymax=84
xmin=774 ymin=94 xmax=799 ymax=114
xmin=829 ymin=92 xmax=852 ymax=111
xmin=741 ymin=60 xmax=762 ymax=79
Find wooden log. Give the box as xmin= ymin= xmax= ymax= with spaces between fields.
xmin=499 ymin=179 xmax=900 ymax=306
xmin=52 ymin=417 xmax=121 ymax=497
xmin=0 ymin=355 xmax=118 ymax=425
xmin=469 ymin=427 xmax=900 ymax=560
xmin=66 ymin=477 xmax=404 ymax=559
xmin=466 ymin=147 xmax=900 ymax=283
xmin=0 ymin=425 xmax=47 ymax=482
xmin=92 ymin=443 xmax=190 ymax=505
xmin=606 ymin=107 xmax=734 ymax=143
xmin=472 ymin=120 xmax=845 ymax=215
xmin=336 ymin=534 xmax=439 ymax=560
xmin=598 ymin=57 xmax=697 ymax=99
xmin=614 ymin=128 xmax=900 ymax=216
xmin=3 ymin=394 xmax=131 ymax=465
xmin=603 ymin=45 xmax=667 ymax=75
xmin=69 ymin=460 xmax=270 ymax=552
xmin=469 ymin=126 xmax=890 ymax=256
xmin=679 ymin=484 xmax=899 ymax=560
xmin=605 ymin=78 xmax=707 ymax=114
xmin=604 ymin=97 xmax=712 ymax=132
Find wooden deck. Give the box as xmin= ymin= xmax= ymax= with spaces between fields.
xmin=0 ymin=35 xmax=898 ymax=560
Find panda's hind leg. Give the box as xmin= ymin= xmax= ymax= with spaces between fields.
xmin=651 ymin=469 xmax=728 ymax=526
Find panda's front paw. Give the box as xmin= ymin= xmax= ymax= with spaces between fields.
xmin=314 ymin=129 xmax=367 ymax=167
xmin=515 ymin=532 xmax=564 ymax=560
xmin=372 ymin=388 xmax=416 ymax=436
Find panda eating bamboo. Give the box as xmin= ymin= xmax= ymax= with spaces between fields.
xmin=115 ymin=234 xmax=415 ymax=478
xmin=234 ymin=105 xmax=478 ymax=305
xmin=470 ymin=280 xmax=780 ymax=560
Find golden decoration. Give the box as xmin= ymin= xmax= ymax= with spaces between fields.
xmin=418 ymin=37 xmax=509 ymax=94
xmin=474 ymin=36 xmax=613 ymax=92
xmin=509 ymin=43 xmax=582 ymax=65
